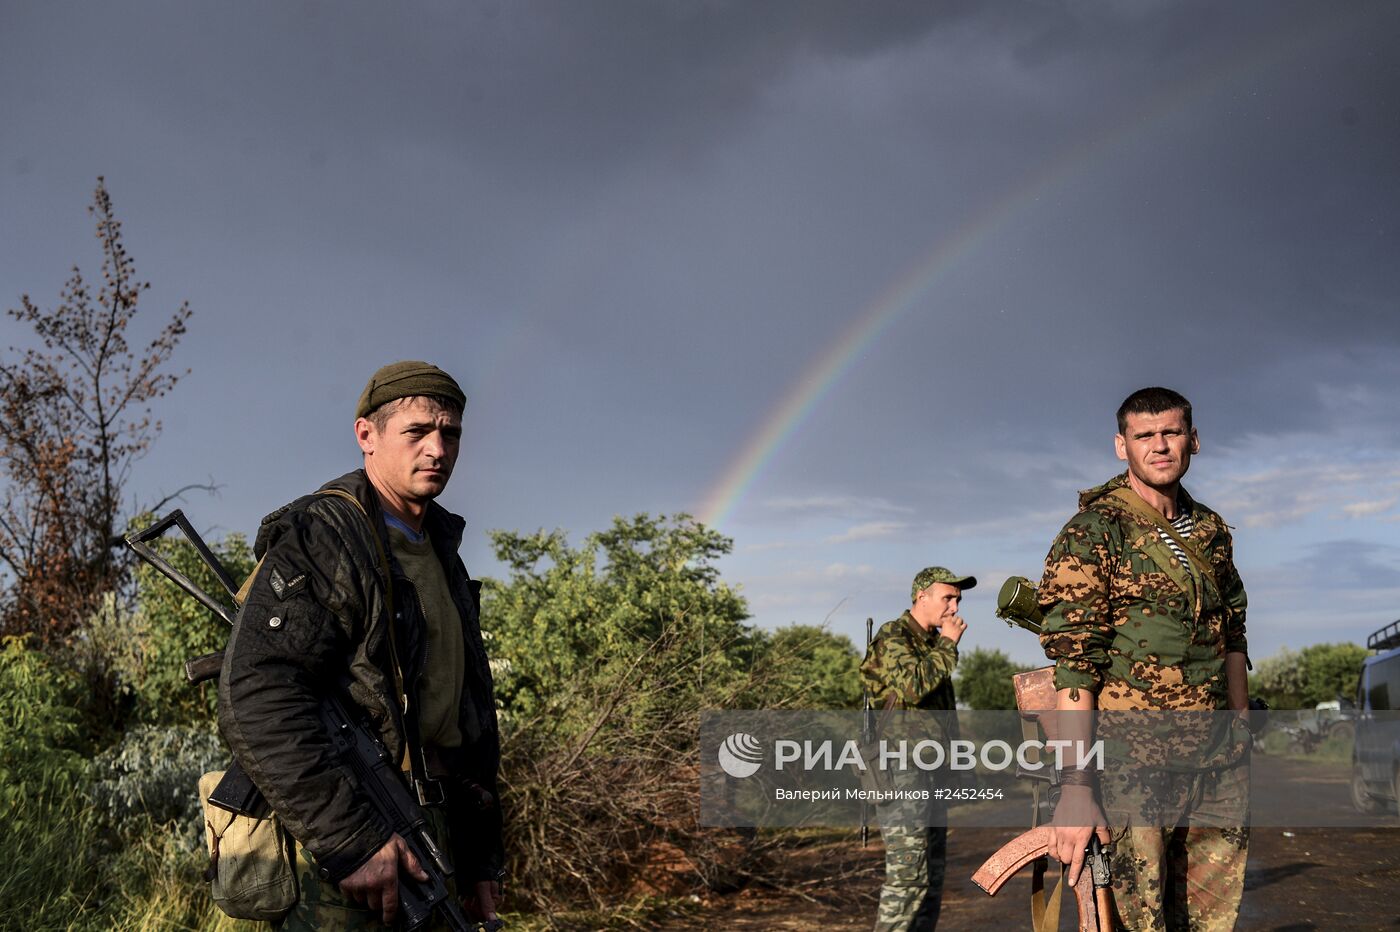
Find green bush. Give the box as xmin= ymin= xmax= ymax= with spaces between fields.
xmin=92 ymin=723 xmax=227 ymax=850
xmin=753 ymin=624 xmax=862 ymax=709
xmin=1251 ymin=642 xmax=1368 ymax=709
xmin=0 ymin=638 xmax=100 ymax=929
xmin=486 ymin=514 xmax=859 ymax=912
xmin=956 ymin=647 xmax=1035 ymax=710
xmin=0 ymin=637 xmax=89 ymax=809
xmin=0 ymin=639 xmax=253 ymax=930
xmin=486 ymin=513 xmax=757 ymax=736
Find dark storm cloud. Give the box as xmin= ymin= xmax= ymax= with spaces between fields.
xmin=801 ymin=1 xmax=1400 ymax=444
xmin=3 ymin=1 xmax=1398 ymax=635
xmin=0 ymin=2 xmax=979 ymax=180
xmin=459 ymin=1 xmax=979 ymax=171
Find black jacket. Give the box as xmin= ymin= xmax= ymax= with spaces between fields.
xmin=217 ymin=469 xmax=502 ymax=883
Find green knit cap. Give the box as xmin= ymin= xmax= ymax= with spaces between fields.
xmin=355 ymin=360 xmax=466 ymax=419
xmin=910 ymin=566 xmax=977 ymax=601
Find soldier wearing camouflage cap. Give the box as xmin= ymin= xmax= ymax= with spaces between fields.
xmin=1038 ymin=387 xmax=1250 ymax=931
xmin=219 ymin=361 xmax=504 ymax=929
xmin=860 ymin=566 xmax=976 ymax=931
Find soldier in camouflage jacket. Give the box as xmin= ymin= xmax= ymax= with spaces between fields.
xmin=860 ymin=566 xmax=975 ymax=932
xmin=861 ymin=567 xmax=973 ymax=712
xmin=1037 ymin=387 xmax=1250 ymax=932
xmin=1038 ymin=472 xmax=1247 ymax=712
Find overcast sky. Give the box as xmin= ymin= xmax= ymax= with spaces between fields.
xmin=3 ymin=1 xmax=1398 ymax=665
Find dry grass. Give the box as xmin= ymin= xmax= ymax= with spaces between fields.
xmin=498 ymin=616 xmax=837 ymax=922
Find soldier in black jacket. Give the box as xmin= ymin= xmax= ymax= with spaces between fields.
xmin=219 ymin=361 xmax=502 ymax=928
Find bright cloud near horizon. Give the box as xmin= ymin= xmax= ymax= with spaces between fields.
xmin=3 ymin=1 xmax=1398 ymax=666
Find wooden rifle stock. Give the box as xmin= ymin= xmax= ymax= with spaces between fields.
xmin=186 ymin=650 xmax=225 ymax=684
xmin=977 ymin=587 xmax=1119 ymax=929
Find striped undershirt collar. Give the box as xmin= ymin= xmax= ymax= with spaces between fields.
xmin=1160 ymin=496 xmax=1194 ymax=565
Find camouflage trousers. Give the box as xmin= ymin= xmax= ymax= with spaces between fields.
xmin=874 ymin=798 xmax=947 ymax=932
xmin=277 ymin=808 xmax=460 ymax=931
xmin=1100 ymin=758 xmax=1250 ymax=932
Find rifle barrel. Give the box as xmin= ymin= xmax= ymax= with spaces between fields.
xmin=861 ymin=617 xmax=873 ymax=848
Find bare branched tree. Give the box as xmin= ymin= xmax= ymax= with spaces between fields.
xmin=0 ymin=177 xmax=195 ymax=645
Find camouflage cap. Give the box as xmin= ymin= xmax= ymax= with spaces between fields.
xmin=355 ymin=360 xmax=466 ymax=419
xmin=911 ymin=566 xmax=977 ymax=601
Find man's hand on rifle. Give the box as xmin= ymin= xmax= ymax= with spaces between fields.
xmin=465 ymin=879 xmax=503 ymax=926
xmin=339 ymin=832 xmax=430 ymax=924
xmin=1047 ymin=785 xmax=1112 ymax=888
xmin=1046 ymin=684 xmax=1111 ymax=887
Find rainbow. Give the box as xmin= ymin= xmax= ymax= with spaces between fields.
xmin=696 ymin=9 xmax=1348 ymax=529
xmin=697 ymin=182 xmax=1034 ymax=528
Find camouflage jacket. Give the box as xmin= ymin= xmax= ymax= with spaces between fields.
xmin=1037 ymin=472 xmax=1248 ymax=710
xmin=860 ymin=611 xmax=959 ymax=711
xmin=218 ymin=469 xmax=502 ymax=883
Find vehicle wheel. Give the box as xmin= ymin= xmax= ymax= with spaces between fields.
xmin=1352 ymin=767 xmax=1384 ymax=814
xmin=1328 ymin=721 xmax=1355 ymax=745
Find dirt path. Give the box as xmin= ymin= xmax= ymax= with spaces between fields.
xmin=655 ymin=826 xmax=1400 ymax=930
xmin=657 ymin=755 xmax=1400 ymax=930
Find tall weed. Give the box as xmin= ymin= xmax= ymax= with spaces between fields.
xmin=0 ymin=767 xmax=101 ymax=931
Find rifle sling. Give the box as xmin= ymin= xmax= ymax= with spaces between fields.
xmin=314 ymin=489 xmax=432 ymax=788
xmin=1032 ymin=863 xmax=1065 ymax=932
xmin=238 ymin=489 xmax=422 ymax=781
xmin=877 ymin=691 xmax=898 ymax=730
xmin=234 ymin=558 xmax=264 ymax=606
xmin=1107 ymin=486 xmax=1221 ymax=603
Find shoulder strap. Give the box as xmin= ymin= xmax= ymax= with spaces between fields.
xmin=234 ymin=489 xmax=407 ymax=716
xmin=877 ymin=691 xmax=898 ymax=728
xmin=314 ymin=489 xmax=394 ymax=603
xmin=313 ymin=489 xmax=407 ymax=718
xmin=316 ymin=490 xmax=437 ymax=787
xmin=234 ymin=557 xmax=265 ymax=606
xmin=1032 ymin=864 xmax=1066 ymax=932
xmin=1107 ymin=487 xmax=1220 ymax=592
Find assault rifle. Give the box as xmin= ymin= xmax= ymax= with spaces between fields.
xmin=127 ymin=509 xmax=502 ymax=932
xmin=970 ymin=576 xmax=1120 ymax=930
